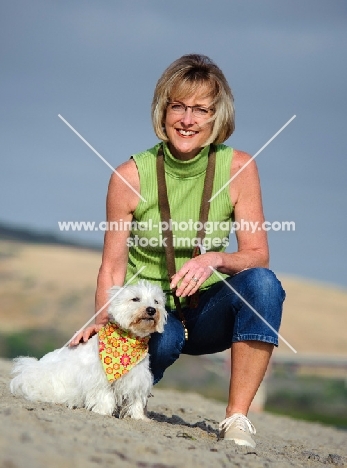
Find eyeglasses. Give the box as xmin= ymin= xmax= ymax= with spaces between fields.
xmin=167 ymin=101 xmax=214 ymax=118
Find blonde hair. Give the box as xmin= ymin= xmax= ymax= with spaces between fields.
xmin=151 ymin=54 xmax=235 ymax=145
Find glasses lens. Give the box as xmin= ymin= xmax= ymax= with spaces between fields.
xmin=169 ymin=103 xmax=185 ymax=113
xmin=193 ymin=107 xmax=209 ymax=117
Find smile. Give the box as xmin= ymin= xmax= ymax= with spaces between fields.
xmin=176 ymin=129 xmax=198 ymax=137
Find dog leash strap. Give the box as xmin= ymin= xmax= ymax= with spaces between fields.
xmin=156 ymin=146 xmax=187 ymax=337
xmin=156 ymin=144 xmax=216 ymax=338
xmin=188 ymin=144 xmax=216 ymax=308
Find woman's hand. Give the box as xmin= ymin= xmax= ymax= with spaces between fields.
xmin=170 ymin=251 xmax=222 ymax=298
xmin=68 ymin=324 xmax=103 ymax=347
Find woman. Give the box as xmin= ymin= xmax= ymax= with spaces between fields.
xmin=71 ymin=54 xmax=285 ymax=448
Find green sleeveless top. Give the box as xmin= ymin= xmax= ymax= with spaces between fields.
xmin=125 ymin=142 xmax=234 ymax=309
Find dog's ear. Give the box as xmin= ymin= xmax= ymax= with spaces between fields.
xmin=108 ymin=285 xmax=123 ymax=301
xmin=107 ymin=286 xmax=123 ymax=322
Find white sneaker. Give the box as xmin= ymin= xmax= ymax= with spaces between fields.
xmin=219 ymin=413 xmax=256 ymax=448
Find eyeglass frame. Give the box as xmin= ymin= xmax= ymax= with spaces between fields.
xmin=166 ymin=100 xmax=215 ymax=118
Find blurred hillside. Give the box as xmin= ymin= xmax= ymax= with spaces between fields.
xmin=0 ymin=240 xmax=100 ymax=337
xmin=0 ymin=231 xmax=346 ymax=355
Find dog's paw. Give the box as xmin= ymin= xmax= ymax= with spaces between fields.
xmin=122 ymin=413 xmax=151 ymax=421
xmin=90 ymin=402 xmax=115 ymax=416
xmin=118 ymin=402 xmax=150 ymax=420
xmin=138 ymin=415 xmax=151 ymax=422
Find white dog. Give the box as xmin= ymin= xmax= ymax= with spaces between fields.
xmin=10 ymin=280 xmax=167 ymax=419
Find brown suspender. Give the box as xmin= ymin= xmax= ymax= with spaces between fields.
xmin=156 ymin=144 xmax=216 ymax=340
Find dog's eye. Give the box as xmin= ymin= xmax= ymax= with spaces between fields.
xmin=132 ymin=297 xmax=140 ymax=302
xmin=154 ymin=300 xmax=159 ymax=304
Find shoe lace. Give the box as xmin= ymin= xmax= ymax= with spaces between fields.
xmin=219 ymin=413 xmax=256 ymax=435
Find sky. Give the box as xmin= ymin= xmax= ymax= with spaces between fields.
xmin=1 ymin=0 xmax=346 ymax=289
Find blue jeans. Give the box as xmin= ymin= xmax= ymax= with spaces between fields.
xmin=149 ymin=268 xmax=285 ymax=384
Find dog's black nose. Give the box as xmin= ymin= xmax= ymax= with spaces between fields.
xmin=146 ymin=307 xmax=156 ymax=316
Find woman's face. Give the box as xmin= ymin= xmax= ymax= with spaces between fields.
xmin=164 ymin=90 xmax=214 ymax=160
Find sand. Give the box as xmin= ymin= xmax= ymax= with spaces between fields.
xmin=1 ymin=359 xmax=346 ymax=468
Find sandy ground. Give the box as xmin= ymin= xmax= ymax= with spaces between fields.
xmin=1 ymin=359 xmax=346 ymax=468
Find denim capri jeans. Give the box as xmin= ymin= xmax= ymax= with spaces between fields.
xmin=148 ymin=268 xmax=286 ymax=384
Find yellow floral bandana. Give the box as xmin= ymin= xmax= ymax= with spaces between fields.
xmin=98 ymin=322 xmax=149 ymax=383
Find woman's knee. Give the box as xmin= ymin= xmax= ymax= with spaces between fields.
xmin=232 ymin=268 xmax=285 ymax=333
xmin=237 ymin=268 xmax=285 ymax=303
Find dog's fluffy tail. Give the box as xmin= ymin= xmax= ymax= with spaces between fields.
xmin=10 ymin=352 xmax=84 ymax=408
xmin=10 ymin=356 xmax=46 ymax=400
